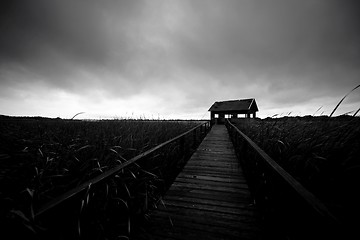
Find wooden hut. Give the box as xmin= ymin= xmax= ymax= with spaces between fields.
xmin=209 ymin=98 xmax=258 ymax=124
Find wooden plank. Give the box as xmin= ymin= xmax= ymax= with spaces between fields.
xmin=166 ymin=188 xmax=253 ymax=203
xmin=185 ymin=158 xmax=240 ymax=164
xmin=139 ymin=216 xmax=262 ymax=240
xmin=160 ymin=199 xmax=256 ymax=216
xmin=176 ymin=174 xmax=247 ymax=183
xmin=150 ymin=213 xmax=262 ymax=233
xmin=178 ymin=169 xmax=244 ymax=179
xmin=182 ymin=166 xmax=242 ymax=173
xmin=137 ymin=224 xmax=242 ymax=240
xmin=182 ymin=168 xmax=244 ymax=176
xmin=173 ymin=179 xmax=249 ymax=190
xmin=183 ymin=165 xmax=241 ymax=171
xmin=148 ymin=215 xmax=261 ymax=239
xmin=154 ymin=206 xmax=260 ymax=224
xmin=133 ymin=125 xmax=263 ymax=239
xmin=184 ymin=161 xmax=241 ymax=167
xmin=162 ymin=195 xmax=255 ymax=210
xmin=178 ymin=174 xmax=242 ymax=181
xmin=170 ymin=181 xmax=249 ymax=192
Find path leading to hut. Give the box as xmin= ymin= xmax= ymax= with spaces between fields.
xmin=134 ymin=124 xmax=264 ymax=240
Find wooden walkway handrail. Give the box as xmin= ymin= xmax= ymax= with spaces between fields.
xmin=35 ymin=121 xmax=211 ymax=218
xmin=225 ymin=119 xmax=342 ymax=239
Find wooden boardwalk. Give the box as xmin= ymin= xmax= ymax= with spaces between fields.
xmin=134 ymin=125 xmax=263 ymax=240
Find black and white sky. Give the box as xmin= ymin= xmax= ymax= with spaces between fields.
xmin=1 ymin=0 xmax=359 ymax=119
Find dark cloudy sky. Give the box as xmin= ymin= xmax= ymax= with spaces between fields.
xmin=1 ymin=0 xmax=359 ymax=119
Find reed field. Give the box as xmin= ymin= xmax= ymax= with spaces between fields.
xmin=0 ymin=116 xmax=202 ymax=239
xmin=232 ymin=115 xmax=360 ymax=223
xmin=1 ymin=104 xmax=359 ymax=238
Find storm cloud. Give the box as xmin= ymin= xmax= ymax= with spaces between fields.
xmin=1 ymin=0 xmax=359 ymax=118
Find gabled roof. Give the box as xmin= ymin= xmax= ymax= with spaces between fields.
xmin=208 ymin=98 xmax=258 ymax=112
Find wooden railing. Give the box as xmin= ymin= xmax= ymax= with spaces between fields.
xmin=225 ymin=119 xmax=343 ymax=239
xmin=33 ymin=121 xmax=211 ymax=239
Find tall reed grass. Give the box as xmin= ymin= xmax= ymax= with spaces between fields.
xmin=232 ymin=115 xmax=360 ymax=224
xmin=0 ymin=117 xmax=201 ymax=238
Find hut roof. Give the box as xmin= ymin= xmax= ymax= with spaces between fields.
xmin=208 ymin=99 xmax=258 ymax=112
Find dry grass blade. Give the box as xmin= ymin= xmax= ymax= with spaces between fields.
xmin=10 ymin=210 xmax=31 ymax=222
xmin=76 ymin=145 xmax=92 ymax=152
xmin=123 ymin=183 xmax=131 ymax=198
xmin=313 ymin=106 xmax=323 ymax=116
xmin=341 ymin=110 xmax=355 ymax=116
xmin=10 ymin=210 xmax=37 ymax=234
xmin=140 ymin=169 xmax=158 ymax=178
xmin=127 ymin=169 xmax=137 ymax=179
xmin=0 ymin=153 xmax=10 ymax=160
xmin=128 ymin=217 xmax=131 ymax=235
xmin=353 ymin=107 xmax=360 ymax=117
xmin=114 ymin=198 xmax=128 ymax=209
xmin=77 ymin=217 xmax=81 ymax=237
xmin=80 ymin=183 xmax=92 ymax=214
xmin=105 ymin=183 xmax=109 ymax=198
xmin=168 ymin=216 xmax=174 ymax=227
xmin=71 ymin=112 xmax=85 ymax=120
xmin=117 ymin=236 xmax=129 ymax=240
xmin=109 ymin=148 xmax=128 ymax=162
xmin=160 ymin=198 xmax=166 ymax=209
xmin=330 ymin=84 xmax=360 ymax=117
